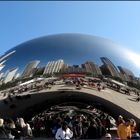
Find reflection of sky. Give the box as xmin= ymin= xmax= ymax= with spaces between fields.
xmin=2 ymin=34 xmax=140 ymax=76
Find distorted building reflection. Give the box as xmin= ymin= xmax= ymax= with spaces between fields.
xmin=0 ymin=33 xmax=139 ymax=89
xmin=21 ymin=60 xmax=40 ymax=78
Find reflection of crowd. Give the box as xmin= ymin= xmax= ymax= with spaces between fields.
xmin=1 ymin=77 xmax=107 ymax=108
xmin=31 ymin=112 xmax=109 ymax=139
xmin=116 ymin=115 xmax=140 ymax=139
xmin=0 ymin=77 xmax=140 ymax=139
xmin=64 ymin=77 xmax=106 ymax=91
xmin=2 ymin=76 xmax=139 ymax=103
xmin=30 ymin=112 xmax=139 ymax=139
xmin=0 ymin=118 xmax=32 ymax=139
xmin=0 ymin=112 xmax=139 ymax=139
xmin=2 ymin=80 xmax=55 ymax=106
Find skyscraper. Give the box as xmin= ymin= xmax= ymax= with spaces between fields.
xmin=21 ymin=60 xmax=40 ymax=78
xmin=0 ymin=65 xmax=5 ymax=72
xmin=0 ymin=50 xmax=16 ymax=63
xmin=64 ymin=65 xmax=85 ymax=74
xmin=118 ymin=66 xmax=134 ymax=82
xmin=82 ymin=61 xmax=102 ymax=76
xmin=3 ymin=67 xmax=18 ymax=83
xmin=14 ymin=73 xmax=20 ymax=79
xmin=1 ymin=34 xmax=139 ymax=78
xmin=0 ymin=73 xmax=4 ymax=81
xmin=100 ymin=57 xmax=120 ymax=78
xmin=43 ymin=59 xmax=64 ymax=75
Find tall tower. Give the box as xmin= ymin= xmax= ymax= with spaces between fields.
xmin=43 ymin=59 xmax=64 ymax=75
xmin=3 ymin=67 xmax=18 ymax=83
xmin=21 ymin=60 xmax=40 ymax=78
xmin=100 ymin=57 xmax=120 ymax=78
xmin=118 ymin=66 xmax=134 ymax=82
xmin=82 ymin=61 xmax=102 ymax=76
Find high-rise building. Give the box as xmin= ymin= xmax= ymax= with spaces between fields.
xmin=21 ymin=60 xmax=40 ymax=78
xmin=100 ymin=57 xmax=120 ymax=78
xmin=0 ymin=50 xmax=16 ymax=63
xmin=33 ymin=67 xmax=45 ymax=76
xmin=0 ymin=60 xmax=7 ymax=66
xmin=3 ymin=67 xmax=18 ymax=83
xmin=1 ymin=34 xmax=139 ymax=80
xmin=0 ymin=65 xmax=5 ymax=72
xmin=60 ymin=64 xmax=68 ymax=74
xmin=0 ymin=73 xmax=4 ymax=81
xmin=118 ymin=66 xmax=134 ymax=82
xmin=3 ymin=70 xmax=9 ymax=79
xmin=64 ymin=65 xmax=85 ymax=74
xmin=82 ymin=61 xmax=102 ymax=76
xmin=14 ymin=73 xmax=20 ymax=79
xmin=43 ymin=59 xmax=64 ymax=75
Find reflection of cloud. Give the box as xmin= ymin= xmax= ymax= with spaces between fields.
xmin=124 ymin=49 xmax=140 ymax=69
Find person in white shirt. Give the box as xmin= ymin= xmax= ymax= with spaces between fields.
xmin=55 ymin=121 xmax=73 ymax=139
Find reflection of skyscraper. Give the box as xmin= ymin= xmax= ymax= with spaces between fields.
xmin=64 ymin=65 xmax=85 ymax=74
xmin=0 ymin=50 xmax=16 ymax=63
xmin=14 ymin=73 xmax=20 ymax=79
xmin=3 ymin=67 xmax=18 ymax=83
xmin=0 ymin=65 xmax=5 ymax=72
xmin=1 ymin=34 xmax=139 ymax=78
xmin=0 ymin=60 xmax=7 ymax=65
xmin=43 ymin=59 xmax=64 ymax=75
xmin=118 ymin=66 xmax=134 ymax=82
xmin=0 ymin=73 xmax=4 ymax=81
xmin=34 ymin=67 xmax=45 ymax=76
xmin=21 ymin=60 xmax=40 ymax=78
xmin=0 ymin=50 xmax=16 ymax=73
xmin=3 ymin=70 xmax=9 ymax=79
xmin=100 ymin=57 xmax=120 ymax=78
xmin=82 ymin=61 xmax=102 ymax=76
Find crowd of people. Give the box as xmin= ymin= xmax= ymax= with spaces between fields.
xmin=1 ymin=77 xmax=106 ymax=97
xmin=0 ymin=111 xmax=139 ymax=139
xmin=116 ymin=115 xmax=140 ymax=139
xmin=31 ymin=110 xmax=140 ymax=139
xmin=31 ymin=111 xmax=109 ymax=139
xmin=0 ymin=77 xmax=140 ymax=139
xmin=1 ymin=76 xmax=139 ymax=103
xmin=0 ymin=117 xmax=32 ymax=139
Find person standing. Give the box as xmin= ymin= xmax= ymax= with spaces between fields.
xmin=130 ymin=119 xmax=136 ymax=133
xmin=0 ymin=118 xmax=9 ymax=139
xmin=117 ymin=119 xmax=131 ymax=139
xmin=73 ymin=116 xmax=83 ymax=139
xmin=55 ymin=121 xmax=73 ymax=139
xmin=86 ymin=120 xmax=98 ymax=139
xmin=16 ymin=118 xmax=33 ymax=139
xmin=116 ymin=115 xmax=125 ymax=127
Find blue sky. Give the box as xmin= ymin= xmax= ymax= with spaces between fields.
xmin=0 ymin=1 xmax=140 ymax=55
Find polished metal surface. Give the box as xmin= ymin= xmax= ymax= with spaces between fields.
xmin=1 ymin=33 xmax=139 ymax=77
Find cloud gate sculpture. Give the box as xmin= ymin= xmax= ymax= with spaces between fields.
xmin=0 ymin=33 xmax=140 ymax=123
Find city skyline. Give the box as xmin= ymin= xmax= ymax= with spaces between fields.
xmin=0 ymin=33 xmax=139 ymax=76
xmin=0 ymin=55 xmax=137 ymax=84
